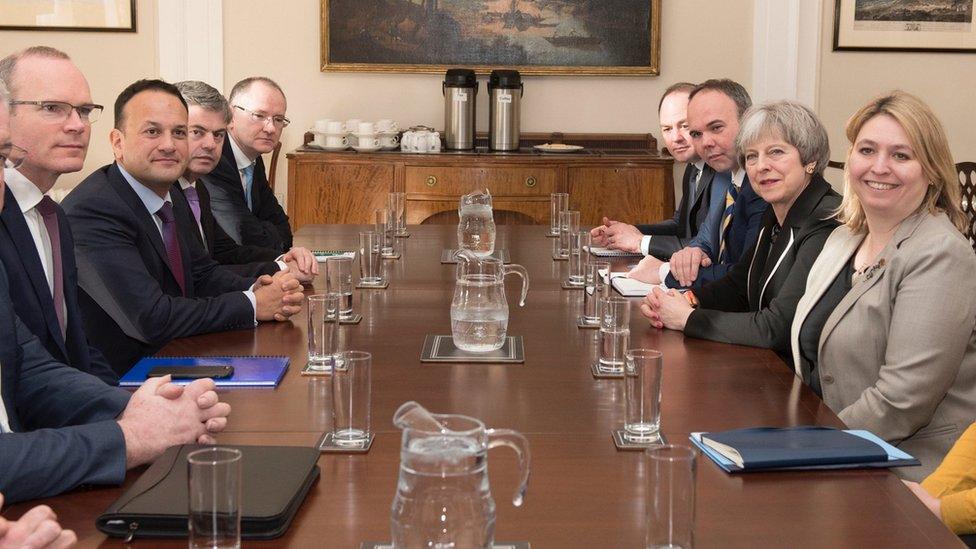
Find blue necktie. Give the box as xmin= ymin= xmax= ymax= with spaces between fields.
xmin=242 ymin=163 xmax=255 ymax=211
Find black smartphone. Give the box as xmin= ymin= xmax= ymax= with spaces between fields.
xmin=147 ymin=365 xmax=234 ymax=380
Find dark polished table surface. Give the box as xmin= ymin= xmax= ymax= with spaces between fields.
xmin=7 ymin=225 xmax=960 ymax=548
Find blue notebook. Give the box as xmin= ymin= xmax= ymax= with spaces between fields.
xmin=689 ymin=426 xmax=920 ymax=473
xmin=119 ymin=356 xmax=290 ymax=388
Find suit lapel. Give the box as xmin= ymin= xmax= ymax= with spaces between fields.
xmin=195 ymin=179 xmax=217 ymax=251
xmin=0 ymin=188 xmax=67 ymax=355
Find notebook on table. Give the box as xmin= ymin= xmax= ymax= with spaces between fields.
xmin=313 ymin=250 xmax=356 ymax=262
xmin=689 ymin=426 xmax=920 ymax=473
xmin=587 ymin=246 xmax=643 ymax=258
xmin=610 ymin=275 xmax=663 ymax=297
xmin=119 ymin=356 xmax=290 ymax=388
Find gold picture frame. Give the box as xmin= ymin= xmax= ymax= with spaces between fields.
xmin=0 ymin=0 xmax=136 ymax=32
xmin=321 ymin=0 xmax=661 ymax=76
xmin=833 ymin=0 xmax=976 ymax=53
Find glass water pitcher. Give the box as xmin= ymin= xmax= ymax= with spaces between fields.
xmin=457 ymin=188 xmax=496 ymax=257
xmin=451 ymin=250 xmax=528 ymax=352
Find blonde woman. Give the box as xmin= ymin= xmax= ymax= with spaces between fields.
xmin=790 ymin=91 xmax=976 ymax=481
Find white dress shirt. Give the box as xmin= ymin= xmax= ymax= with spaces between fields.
xmin=228 ymin=134 xmax=257 ymax=194
xmin=3 ymin=168 xmax=68 ymax=327
xmin=0 ymin=360 xmax=8 ymax=432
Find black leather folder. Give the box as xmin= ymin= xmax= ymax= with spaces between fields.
xmin=96 ymin=444 xmax=320 ymax=541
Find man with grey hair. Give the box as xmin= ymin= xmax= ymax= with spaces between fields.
xmin=0 ymin=46 xmax=117 ymax=384
xmin=202 ymin=77 xmax=292 ymax=252
xmin=174 ymin=80 xmax=315 ymax=282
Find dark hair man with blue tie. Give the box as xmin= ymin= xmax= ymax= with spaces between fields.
xmin=0 ymin=46 xmax=117 ymax=384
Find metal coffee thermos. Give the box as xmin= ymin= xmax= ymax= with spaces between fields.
xmin=443 ymin=69 xmax=478 ymax=150
xmin=488 ymin=69 xmax=523 ymax=151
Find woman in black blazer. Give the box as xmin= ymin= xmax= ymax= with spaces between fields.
xmin=638 ymin=100 xmax=840 ymax=362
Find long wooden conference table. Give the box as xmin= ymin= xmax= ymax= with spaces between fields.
xmin=7 ymin=225 xmax=960 ymax=547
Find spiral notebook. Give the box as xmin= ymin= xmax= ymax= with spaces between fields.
xmin=119 ymin=356 xmax=290 ymax=388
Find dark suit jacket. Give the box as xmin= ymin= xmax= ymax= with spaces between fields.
xmin=684 ymin=175 xmax=840 ymax=360
xmin=0 ymin=187 xmax=117 ymax=384
xmin=638 ymin=163 xmax=716 ymax=260
xmin=0 ymin=262 xmax=130 ymax=504
xmin=201 ymin=138 xmax=292 ymax=252
xmin=62 ymin=163 xmax=257 ymax=375
xmin=667 ymin=173 xmax=768 ymax=288
xmin=173 ymin=182 xmax=279 ymax=278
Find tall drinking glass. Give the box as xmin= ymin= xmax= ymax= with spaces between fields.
xmin=307 ymin=294 xmax=341 ymax=372
xmin=375 ymin=209 xmax=397 ymax=257
xmin=646 ymin=445 xmax=696 ymax=549
xmin=583 ymin=260 xmax=610 ymax=325
xmin=624 ymin=349 xmax=663 ymax=442
xmin=598 ymin=297 xmax=630 ymax=375
xmin=557 ymin=210 xmax=580 ymax=259
xmin=549 ymin=192 xmax=569 ymax=236
xmin=332 ymin=350 xmax=372 ymax=447
xmin=389 ymin=192 xmax=408 ymax=236
xmin=567 ymin=230 xmax=588 ymax=286
xmin=359 ymin=231 xmax=384 ymax=286
xmin=188 ymin=447 xmax=242 ymax=549
xmin=326 ymin=256 xmax=354 ymax=318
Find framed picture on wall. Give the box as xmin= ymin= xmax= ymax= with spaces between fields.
xmin=0 ymin=0 xmax=136 ymax=32
xmin=321 ymin=0 xmax=661 ymax=75
xmin=834 ymin=0 xmax=976 ymax=52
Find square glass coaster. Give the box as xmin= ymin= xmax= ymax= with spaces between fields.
xmin=394 ymin=231 xmax=410 ymax=238
xmin=317 ymin=432 xmax=373 ymax=453
xmin=611 ymin=429 xmax=667 ymax=451
xmin=421 ymin=335 xmax=524 ymax=364
xmin=381 ymin=252 xmax=401 ymax=260
xmin=545 ymin=229 xmax=559 ymax=238
xmin=356 ymin=280 xmax=389 ymax=289
xmin=340 ymin=314 xmax=363 ymax=325
xmin=301 ymin=362 xmax=332 ymax=376
xmin=363 ymin=543 xmax=529 ymax=549
xmin=590 ymin=362 xmax=623 ymax=379
xmin=561 ymin=280 xmax=584 ymax=290
xmin=577 ymin=316 xmax=599 ymax=329
xmin=441 ymin=249 xmax=510 ymax=264
xmin=551 ymin=253 xmax=568 ymax=261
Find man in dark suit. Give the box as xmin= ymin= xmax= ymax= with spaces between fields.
xmin=0 ymin=46 xmax=117 ymax=384
xmin=174 ymin=80 xmax=316 ymax=282
xmin=0 ymin=85 xmax=230 ymax=505
xmin=201 ymin=76 xmax=292 ymax=252
xmin=62 ymin=79 xmax=304 ymax=375
xmin=591 ymin=82 xmax=716 ymax=260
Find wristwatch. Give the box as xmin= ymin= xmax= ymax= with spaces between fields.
xmin=683 ymin=290 xmax=700 ymax=309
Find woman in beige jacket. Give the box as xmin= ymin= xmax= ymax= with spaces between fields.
xmin=790 ymin=91 xmax=976 ymax=482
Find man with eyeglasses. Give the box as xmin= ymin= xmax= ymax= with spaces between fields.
xmin=202 ymin=77 xmax=293 ymax=252
xmin=0 ymin=46 xmax=117 ymax=384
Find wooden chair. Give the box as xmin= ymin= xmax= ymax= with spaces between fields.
xmin=957 ymin=161 xmax=976 ymax=253
xmin=267 ymin=141 xmax=282 ymax=192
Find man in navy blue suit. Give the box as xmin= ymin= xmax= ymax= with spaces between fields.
xmin=0 ymin=46 xmax=116 ymax=384
xmin=0 ymin=81 xmax=231 ymax=505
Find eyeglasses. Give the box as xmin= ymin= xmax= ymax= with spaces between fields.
xmin=10 ymin=100 xmax=104 ymax=124
xmin=0 ymin=143 xmax=28 ymax=170
xmin=232 ymin=105 xmax=290 ymax=128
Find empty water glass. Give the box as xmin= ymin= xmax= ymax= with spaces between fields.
xmin=598 ymin=297 xmax=630 ymax=375
xmin=188 ymin=447 xmax=242 ymax=549
xmin=359 ymin=231 xmax=384 ymax=286
xmin=646 ymin=445 xmax=696 ymax=549
xmin=389 ymin=191 xmax=408 ymax=236
xmin=326 ymin=256 xmax=354 ymax=318
xmin=583 ymin=260 xmax=611 ymax=325
xmin=549 ymin=192 xmax=569 ymax=236
xmin=375 ymin=208 xmax=397 ymax=257
xmin=567 ymin=231 xmax=588 ymax=286
xmin=624 ymin=349 xmax=663 ymax=442
xmin=307 ymin=293 xmax=341 ymax=372
xmin=332 ymin=350 xmax=372 ymax=447
xmin=558 ymin=210 xmax=580 ymax=259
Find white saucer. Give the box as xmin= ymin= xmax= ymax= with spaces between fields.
xmin=311 ymin=130 xmax=348 ymax=137
xmin=352 ymin=144 xmax=382 ymax=152
xmin=321 ymin=144 xmax=349 ymax=151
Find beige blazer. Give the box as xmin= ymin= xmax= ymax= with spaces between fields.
xmin=790 ymin=212 xmax=976 ymax=481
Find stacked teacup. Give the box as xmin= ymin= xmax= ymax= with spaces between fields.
xmin=312 ymin=119 xmax=349 ymax=151
xmin=352 ymin=121 xmax=383 ymax=152
xmin=376 ymin=119 xmax=400 ymax=150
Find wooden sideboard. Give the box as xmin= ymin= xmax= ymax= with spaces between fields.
xmin=286 ymin=133 xmax=674 ymax=230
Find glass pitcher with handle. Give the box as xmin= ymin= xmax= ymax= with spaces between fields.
xmin=457 ymin=188 xmax=496 ymax=257
xmin=451 ymin=250 xmax=528 ymax=353
xmin=391 ymin=401 xmax=531 ymax=549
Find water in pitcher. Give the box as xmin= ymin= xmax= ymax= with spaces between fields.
xmin=391 ymin=435 xmax=495 ymax=548
xmin=457 ymin=203 xmax=496 ymax=257
xmin=451 ymin=306 xmax=508 ymax=352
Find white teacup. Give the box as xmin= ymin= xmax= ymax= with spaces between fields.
xmin=312 ymin=133 xmax=328 ymax=148
xmin=357 ymin=136 xmax=380 ymax=149
xmin=325 ymin=134 xmax=348 ymax=148
xmin=379 ymin=133 xmax=400 ymax=149
xmin=357 ymin=121 xmax=375 ymax=135
xmin=346 ymin=119 xmax=362 ymax=133
xmin=314 ymin=119 xmax=332 ymax=133
xmin=377 ymin=119 xmax=398 ymax=132
xmin=326 ymin=120 xmax=346 ymax=134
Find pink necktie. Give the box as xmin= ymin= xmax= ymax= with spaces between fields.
xmin=35 ymin=196 xmax=65 ymax=333
xmin=156 ymin=202 xmax=186 ymax=296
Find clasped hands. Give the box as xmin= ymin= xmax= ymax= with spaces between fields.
xmin=640 ymin=287 xmax=694 ymax=332
xmin=280 ymin=246 xmax=318 ymax=284
xmin=253 ymin=269 xmax=304 ymax=322
xmin=590 ymin=217 xmax=643 ymax=253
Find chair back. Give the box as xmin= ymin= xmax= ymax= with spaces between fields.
xmin=958 ymin=162 xmax=976 ymax=253
xmin=268 ymin=141 xmax=282 ymax=192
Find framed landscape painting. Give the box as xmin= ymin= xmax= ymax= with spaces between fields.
xmin=321 ymin=0 xmax=661 ymax=75
xmin=0 ymin=0 xmax=135 ymax=32
xmin=834 ymin=0 xmax=976 ymax=52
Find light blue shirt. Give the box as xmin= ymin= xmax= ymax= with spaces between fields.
xmin=117 ymin=164 xmax=257 ymax=320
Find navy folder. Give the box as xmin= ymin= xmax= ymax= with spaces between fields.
xmin=119 ymin=356 xmax=289 ymax=388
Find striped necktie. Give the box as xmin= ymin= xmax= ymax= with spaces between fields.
xmin=718 ymin=182 xmax=739 ymax=263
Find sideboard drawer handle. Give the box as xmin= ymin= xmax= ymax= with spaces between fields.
xmin=426 ymin=175 xmax=437 ymax=187
xmin=525 ymin=176 xmax=537 ymax=188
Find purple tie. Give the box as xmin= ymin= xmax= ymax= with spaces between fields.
xmin=155 ymin=202 xmax=186 ymax=296
xmin=183 ymin=185 xmax=202 ymax=224
xmin=35 ymin=196 xmax=65 ymax=333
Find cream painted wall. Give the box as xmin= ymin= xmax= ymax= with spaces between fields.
xmin=1 ymin=0 xmax=159 ymax=192
xmin=223 ymin=0 xmax=756 ymax=202
xmin=817 ymin=0 xmax=976 ymax=179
